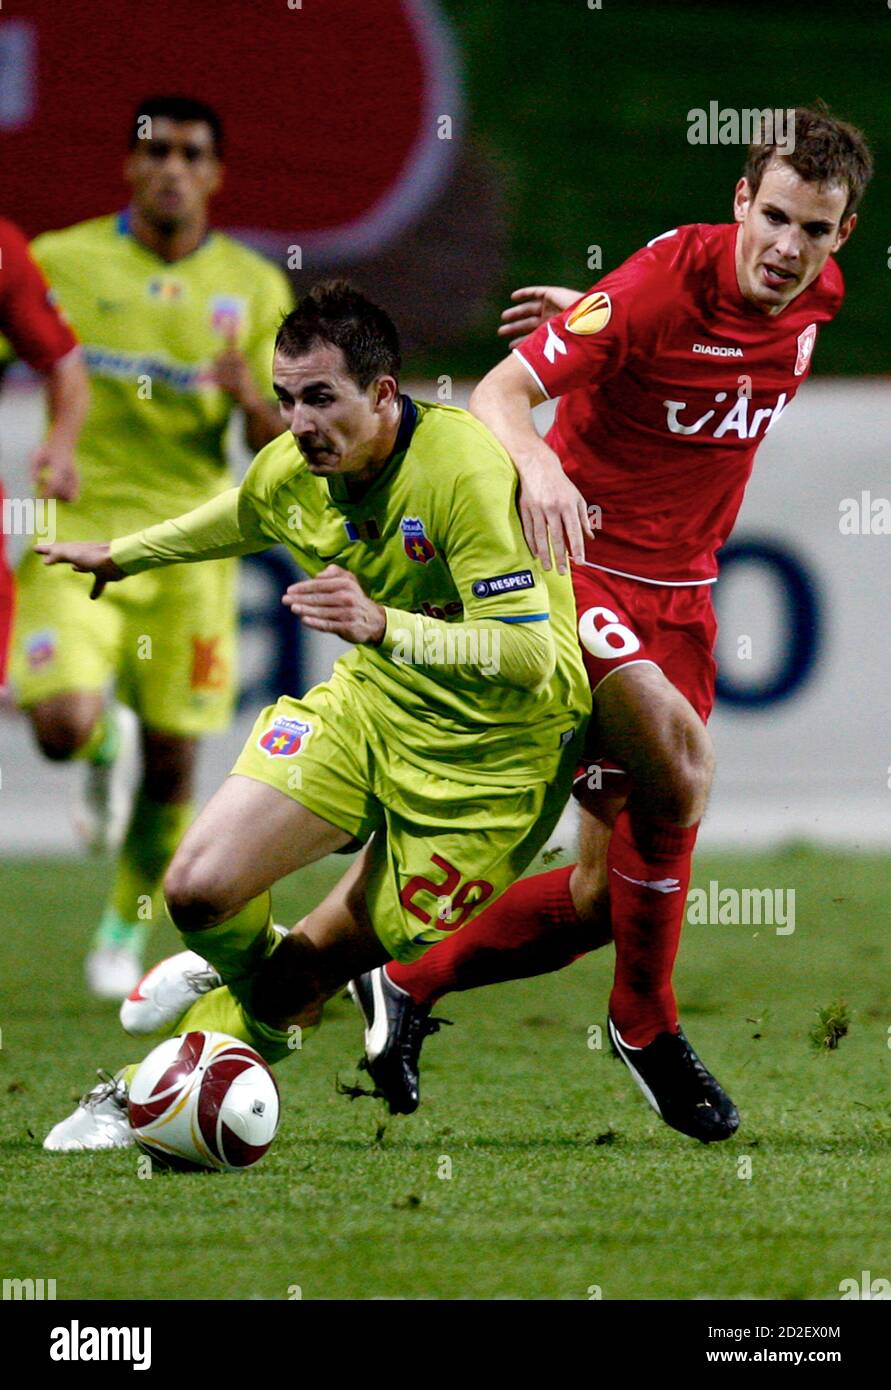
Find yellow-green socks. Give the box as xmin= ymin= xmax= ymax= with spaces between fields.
xmin=175 ymin=892 xmax=280 ymax=1001
xmin=172 ymin=892 xmax=296 ymax=1064
xmin=73 ymin=709 xmax=118 ymax=765
xmin=110 ymin=795 xmax=194 ymax=927
xmin=93 ymin=795 xmax=194 ymax=956
xmin=175 ymin=986 xmax=299 ymax=1065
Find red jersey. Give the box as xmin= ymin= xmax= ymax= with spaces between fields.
xmin=514 ymin=222 xmax=844 ymax=584
xmin=0 ymin=217 xmax=78 ymax=374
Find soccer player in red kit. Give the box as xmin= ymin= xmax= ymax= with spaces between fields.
xmin=348 ymin=107 xmax=873 ymax=1141
xmin=0 ymin=218 xmax=88 ymax=686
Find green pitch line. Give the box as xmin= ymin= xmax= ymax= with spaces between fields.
xmin=1 ymin=848 xmax=889 ymax=1300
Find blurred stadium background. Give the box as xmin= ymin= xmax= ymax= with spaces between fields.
xmin=2 ymin=0 xmax=889 ymax=854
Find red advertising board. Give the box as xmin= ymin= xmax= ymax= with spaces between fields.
xmin=0 ymin=0 xmax=461 ymax=259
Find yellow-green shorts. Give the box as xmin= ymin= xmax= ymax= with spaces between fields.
xmin=232 ymin=665 xmax=581 ymax=962
xmin=11 ymin=549 xmax=237 ymax=737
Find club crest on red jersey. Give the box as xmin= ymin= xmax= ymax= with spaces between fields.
xmin=795 ymin=323 xmax=817 ymax=376
xmin=258 ymin=717 xmax=312 ymax=757
xmin=401 ymin=516 xmax=436 ymax=564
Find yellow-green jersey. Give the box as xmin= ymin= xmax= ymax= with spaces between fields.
xmin=30 ymin=212 xmax=292 ymax=541
xmin=112 ymin=397 xmax=591 ymax=780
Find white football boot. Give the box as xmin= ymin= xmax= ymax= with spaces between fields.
xmin=120 ymin=950 xmax=222 ymax=1037
xmin=119 ymin=926 xmax=289 ymax=1037
xmin=43 ymin=1070 xmax=134 ymax=1152
xmin=73 ymin=702 xmax=140 ymax=855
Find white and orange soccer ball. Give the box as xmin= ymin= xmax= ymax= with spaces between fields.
xmin=127 ymin=1031 xmax=280 ymax=1172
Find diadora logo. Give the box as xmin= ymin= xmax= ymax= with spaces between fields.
xmin=542 ymin=322 xmax=567 ymax=364
xmin=692 ymin=343 xmax=744 ymax=358
xmin=663 ymin=391 xmax=789 ymax=440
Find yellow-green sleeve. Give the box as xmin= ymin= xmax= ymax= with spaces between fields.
xmin=377 ymin=607 xmax=556 ymax=691
xmin=109 ymin=487 xmax=270 ymax=574
xmin=371 ymin=435 xmax=556 ymax=691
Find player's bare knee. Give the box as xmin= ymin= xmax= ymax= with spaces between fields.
xmin=163 ymin=856 xmax=228 ymax=932
xmin=142 ymin=766 xmax=192 ymax=804
xmin=141 ymin=734 xmax=196 ymax=803
xmin=30 ymin=708 xmax=97 ymax=761
xmin=654 ymin=732 xmax=714 ymax=825
xmin=569 ymin=860 xmax=609 ymax=919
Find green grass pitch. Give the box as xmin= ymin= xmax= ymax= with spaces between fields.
xmin=2 ymin=847 xmax=890 ymax=1301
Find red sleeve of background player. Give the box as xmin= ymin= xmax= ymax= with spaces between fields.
xmin=0 ymin=217 xmax=78 ymax=373
xmin=513 ymin=226 xmax=693 ymax=399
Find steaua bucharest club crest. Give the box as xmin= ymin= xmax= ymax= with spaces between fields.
xmin=25 ymin=629 xmax=57 ymax=670
xmin=258 ymin=717 xmax=312 ymax=757
xmin=401 ymin=516 xmax=436 ymax=564
xmin=209 ymin=295 xmax=247 ymax=338
xmin=794 ymin=323 xmax=817 ymax=376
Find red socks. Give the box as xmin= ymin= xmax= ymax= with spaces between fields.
xmin=606 ymin=805 xmax=698 ymax=1046
xmin=387 ymin=811 xmax=697 ymax=1049
xmin=387 ymin=864 xmax=611 ymax=1007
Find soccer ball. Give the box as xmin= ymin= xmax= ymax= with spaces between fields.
xmin=127 ymin=1031 xmax=280 ymax=1172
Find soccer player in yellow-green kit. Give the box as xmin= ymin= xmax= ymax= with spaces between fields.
xmin=9 ymin=97 xmax=292 ymax=998
xmin=37 ymin=282 xmax=591 ymax=1152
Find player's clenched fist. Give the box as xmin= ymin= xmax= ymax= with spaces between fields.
xmin=211 ymin=325 xmax=263 ymax=411
xmin=34 ymin=540 xmax=125 ymax=600
xmin=281 ymin=564 xmax=386 ymax=645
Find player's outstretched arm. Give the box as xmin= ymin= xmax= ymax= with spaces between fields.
xmin=34 ymin=542 xmax=124 ymax=600
xmin=470 ymin=354 xmax=592 ymax=573
xmin=497 ymin=285 xmax=582 ymax=347
xmin=36 ymin=488 xmax=271 ymax=598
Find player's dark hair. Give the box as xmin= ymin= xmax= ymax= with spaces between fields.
xmin=275 ymin=281 xmax=402 ymax=389
xmin=743 ymin=103 xmax=872 ymax=223
xmin=129 ymin=97 xmax=224 ymax=156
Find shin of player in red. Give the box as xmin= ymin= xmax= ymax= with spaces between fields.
xmin=606 ymin=801 xmax=698 ymax=1047
xmin=387 ymin=863 xmax=611 ymax=1006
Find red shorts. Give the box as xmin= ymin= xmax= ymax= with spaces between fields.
xmin=571 ymin=562 xmax=717 ymax=795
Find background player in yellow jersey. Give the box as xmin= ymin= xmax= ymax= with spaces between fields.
xmin=10 ymin=97 xmax=292 ymax=998
xmin=35 ymin=283 xmax=590 ymax=1151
